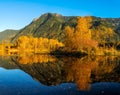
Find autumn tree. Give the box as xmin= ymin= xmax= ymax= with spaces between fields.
xmin=64 ymin=26 xmax=74 ymax=51
xmin=63 ymin=56 xmax=98 ymax=90
xmin=17 ymin=36 xmax=29 ymax=50
xmin=17 ymin=35 xmax=64 ymax=53
xmin=64 ymin=17 xmax=98 ymax=54
xmin=75 ymin=16 xmax=92 ymax=39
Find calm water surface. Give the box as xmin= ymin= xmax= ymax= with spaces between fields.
xmin=0 ymin=54 xmax=120 ymax=95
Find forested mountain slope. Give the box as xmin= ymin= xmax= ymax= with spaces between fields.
xmin=11 ymin=13 xmax=120 ymax=42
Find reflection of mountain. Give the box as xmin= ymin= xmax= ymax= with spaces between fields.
xmin=15 ymin=61 xmax=65 ymax=85
xmin=11 ymin=54 xmax=65 ymax=85
xmin=12 ymin=55 xmax=120 ymax=90
xmin=0 ymin=56 xmax=18 ymax=69
xmin=0 ymin=55 xmax=120 ymax=91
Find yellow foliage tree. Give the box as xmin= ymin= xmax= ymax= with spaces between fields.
xmin=17 ymin=36 xmax=29 ymax=50
xmin=64 ymin=16 xmax=98 ymax=54
xmin=75 ymin=16 xmax=92 ymax=39
xmin=64 ymin=26 xmax=74 ymax=51
xmin=63 ymin=56 xmax=116 ymax=90
xmin=17 ymin=36 xmax=64 ymax=53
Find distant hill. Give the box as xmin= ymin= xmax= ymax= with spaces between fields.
xmin=11 ymin=13 xmax=120 ymax=42
xmin=0 ymin=29 xmax=19 ymax=42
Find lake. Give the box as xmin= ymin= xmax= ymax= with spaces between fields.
xmin=0 ymin=53 xmax=120 ymax=95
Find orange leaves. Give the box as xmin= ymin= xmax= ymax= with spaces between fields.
xmin=93 ymin=25 xmax=115 ymax=43
xmin=18 ymin=54 xmax=56 ymax=64
xmin=65 ymin=26 xmax=74 ymax=38
xmin=76 ymin=17 xmax=92 ymax=33
xmin=75 ymin=16 xmax=92 ymax=40
xmin=64 ymin=16 xmax=98 ymax=53
xmin=17 ymin=36 xmax=64 ymax=53
xmin=17 ymin=36 xmax=29 ymax=49
xmin=64 ymin=56 xmax=117 ymax=90
xmin=64 ymin=26 xmax=75 ymax=51
xmin=77 ymin=39 xmax=98 ymax=49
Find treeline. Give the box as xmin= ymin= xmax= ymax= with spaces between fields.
xmin=17 ymin=36 xmax=64 ymax=53
xmin=62 ymin=16 xmax=120 ymax=55
xmin=1 ymin=16 xmax=120 ymax=55
xmin=0 ymin=36 xmax=64 ymax=54
xmin=63 ymin=17 xmax=98 ymax=54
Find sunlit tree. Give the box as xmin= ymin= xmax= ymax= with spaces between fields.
xmin=16 ymin=35 xmax=64 ymax=53
xmin=64 ymin=16 xmax=98 ymax=54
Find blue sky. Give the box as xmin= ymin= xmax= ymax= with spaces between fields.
xmin=0 ymin=0 xmax=120 ymax=31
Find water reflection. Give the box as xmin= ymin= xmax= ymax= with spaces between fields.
xmin=62 ymin=56 xmax=118 ymax=90
xmin=0 ymin=67 xmax=80 ymax=95
xmin=17 ymin=53 xmax=56 ymax=64
xmin=0 ymin=68 xmax=41 ymax=95
xmin=11 ymin=55 xmax=120 ymax=90
xmin=0 ymin=54 xmax=120 ymax=94
xmin=11 ymin=54 xmax=63 ymax=85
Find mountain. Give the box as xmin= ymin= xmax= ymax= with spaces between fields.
xmin=0 ymin=29 xmax=19 ymax=42
xmin=11 ymin=13 xmax=78 ymax=42
xmin=11 ymin=13 xmax=120 ymax=42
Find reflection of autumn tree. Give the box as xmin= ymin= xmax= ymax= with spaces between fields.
xmin=63 ymin=56 xmax=98 ymax=90
xmin=7 ymin=55 xmax=120 ymax=87
xmin=17 ymin=53 xmax=56 ymax=64
xmin=63 ymin=56 xmax=117 ymax=90
xmin=11 ymin=54 xmax=64 ymax=86
xmin=64 ymin=17 xmax=98 ymax=54
xmin=92 ymin=56 xmax=117 ymax=81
